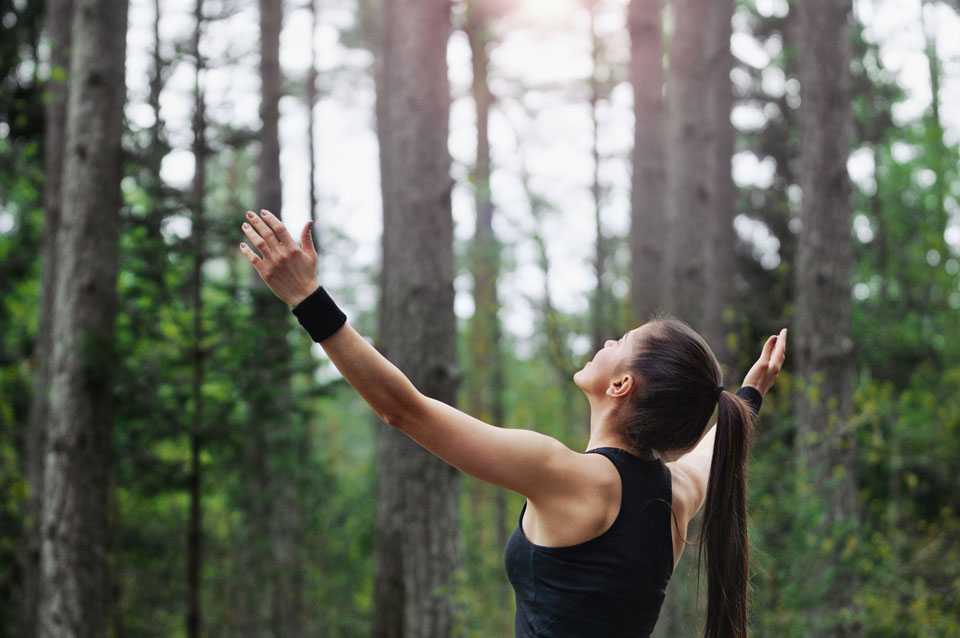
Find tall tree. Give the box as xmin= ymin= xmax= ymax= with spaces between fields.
xmin=653 ymin=2 xmax=737 ymax=634
xmin=794 ymin=0 xmax=863 ymax=635
xmin=463 ymin=0 xmax=509 ymax=601
xmin=24 ymin=0 xmax=73 ymax=633
xmin=306 ymin=0 xmax=322 ymax=257
xmin=587 ymin=0 xmax=614 ymax=354
xmin=249 ymin=0 xmax=305 ymax=635
xmin=370 ymin=0 xmax=461 ymax=635
xmin=187 ymin=0 xmax=207 ymax=634
xmin=920 ymin=0 xmax=948 ymax=263
xmin=140 ymin=0 xmax=173 ymax=297
xmin=703 ymin=0 xmax=737 ymax=372
xmin=663 ymin=0 xmax=711 ymax=330
xmin=38 ymin=0 xmax=129 ymax=634
xmin=628 ymin=0 xmax=667 ymax=323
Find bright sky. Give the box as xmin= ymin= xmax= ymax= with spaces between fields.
xmin=114 ymin=0 xmax=960 ymax=359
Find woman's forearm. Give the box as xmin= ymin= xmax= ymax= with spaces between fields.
xmin=317 ymin=322 xmax=421 ymax=425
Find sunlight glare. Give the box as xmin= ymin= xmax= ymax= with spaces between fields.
xmin=515 ymin=0 xmax=579 ymax=27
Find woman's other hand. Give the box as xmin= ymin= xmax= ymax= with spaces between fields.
xmin=742 ymin=328 xmax=787 ymax=396
xmin=239 ymin=209 xmax=319 ymax=308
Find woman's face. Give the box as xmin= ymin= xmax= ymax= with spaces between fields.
xmin=574 ymin=326 xmax=642 ymax=398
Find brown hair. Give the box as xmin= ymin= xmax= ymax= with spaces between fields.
xmin=622 ymin=316 xmax=756 ymax=638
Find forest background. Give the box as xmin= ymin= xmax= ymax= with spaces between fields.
xmin=1 ymin=0 xmax=959 ymax=636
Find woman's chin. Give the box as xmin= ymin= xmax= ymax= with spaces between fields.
xmin=573 ymin=363 xmax=591 ymax=386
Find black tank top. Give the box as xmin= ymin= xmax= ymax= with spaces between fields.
xmin=503 ymin=447 xmax=674 ymax=638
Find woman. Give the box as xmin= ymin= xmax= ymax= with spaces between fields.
xmin=239 ymin=210 xmax=787 ymax=638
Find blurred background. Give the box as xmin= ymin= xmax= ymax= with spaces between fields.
xmin=1 ymin=0 xmax=958 ymax=635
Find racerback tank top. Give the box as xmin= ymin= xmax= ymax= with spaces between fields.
xmin=503 ymin=447 xmax=674 ymax=638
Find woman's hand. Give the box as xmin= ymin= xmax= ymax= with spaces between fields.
xmin=239 ymin=209 xmax=319 ymax=308
xmin=742 ymin=328 xmax=787 ymax=396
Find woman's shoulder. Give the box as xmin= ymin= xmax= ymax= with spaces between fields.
xmin=522 ymin=452 xmax=622 ymax=547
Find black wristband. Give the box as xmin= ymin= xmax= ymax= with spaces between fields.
xmin=735 ymin=385 xmax=763 ymax=418
xmin=291 ymin=285 xmax=347 ymax=343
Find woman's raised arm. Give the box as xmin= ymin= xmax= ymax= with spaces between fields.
xmin=239 ymin=209 xmax=418 ymax=424
xmin=238 ymin=209 xmax=590 ymax=501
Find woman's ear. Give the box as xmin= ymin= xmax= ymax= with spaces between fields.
xmin=606 ymin=373 xmax=634 ymax=399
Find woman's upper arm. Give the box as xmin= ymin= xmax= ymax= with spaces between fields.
xmin=665 ymin=461 xmax=702 ymax=525
xmin=667 ymin=386 xmax=763 ymax=517
xmin=389 ymin=393 xmax=588 ymax=501
xmin=665 ymin=420 xmax=717 ymax=521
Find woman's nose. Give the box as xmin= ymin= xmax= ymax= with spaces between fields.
xmin=605 ymin=339 xmax=616 ymax=348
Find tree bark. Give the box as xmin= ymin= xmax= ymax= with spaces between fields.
xmin=251 ymin=1 xmax=305 ymax=636
xmin=654 ymin=0 xmax=716 ymax=632
xmin=142 ymin=0 xmax=170 ymax=298
xmin=704 ymin=0 xmax=737 ymax=373
xmin=628 ymin=0 xmax=667 ymax=324
xmin=463 ymin=0 xmax=510 ymax=607
xmin=187 ymin=1 xmax=206 ymax=635
xmin=794 ymin=0 xmax=863 ymax=635
xmin=24 ymin=0 xmax=73 ymax=634
xmin=588 ymin=0 xmax=612 ymax=355
xmin=920 ymin=0 xmax=948 ymax=263
xmin=307 ymin=0 xmax=321 ymax=257
xmin=38 ymin=0 xmax=128 ymax=634
xmin=371 ymin=0 xmax=461 ymax=635
xmin=663 ymin=0 xmax=711 ymax=330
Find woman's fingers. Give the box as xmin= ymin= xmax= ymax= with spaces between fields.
xmin=258 ymin=209 xmax=298 ymax=246
xmin=244 ymin=210 xmax=282 ymax=253
xmin=744 ymin=329 xmax=788 ymax=394
xmin=301 ymin=220 xmax=316 ymax=257
xmin=241 ymin=219 xmax=273 ymax=256
xmin=761 ymin=335 xmax=776 ymax=360
xmin=772 ymin=328 xmax=787 ymax=370
xmin=766 ymin=330 xmax=785 ymax=375
xmin=239 ymin=242 xmax=264 ymax=273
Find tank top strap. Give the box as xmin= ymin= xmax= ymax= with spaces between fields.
xmin=584 ymin=447 xmax=672 ymax=516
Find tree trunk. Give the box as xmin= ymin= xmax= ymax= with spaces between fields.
xmin=142 ymin=0 xmax=170 ymax=299
xmin=371 ymin=0 xmax=461 ymax=635
xmin=654 ymin=0 xmax=714 ymax=632
xmin=307 ymin=0 xmax=322 ymax=257
xmin=24 ymin=0 xmax=73 ymax=634
xmin=704 ymin=0 xmax=737 ymax=373
xmin=251 ymin=1 xmax=305 ymax=636
xmin=920 ymin=0 xmax=948 ymax=263
xmin=186 ymin=1 xmax=206 ymax=635
xmin=628 ymin=0 xmax=667 ymax=324
xmin=587 ymin=0 xmax=615 ymax=355
xmin=38 ymin=0 xmax=128 ymax=634
xmin=794 ymin=0 xmax=863 ymax=635
xmin=663 ymin=0 xmax=711 ymax=330
xmin=464 ymin=0 xmax=510 ymax=607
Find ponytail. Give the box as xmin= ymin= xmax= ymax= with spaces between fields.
xmin=697 ymin=390 xmax=756 ymax=638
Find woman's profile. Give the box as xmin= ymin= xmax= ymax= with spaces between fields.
xmin=239 ymin=209 xmax=787 ymax=638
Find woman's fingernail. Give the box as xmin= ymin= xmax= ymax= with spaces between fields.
xmin=243 ymin=223 xmax=250 ymax=229
xmin=261 ymin=210 xmax=270 ymax=216
xmin=246 ymin=212 xmax=254 ymax=218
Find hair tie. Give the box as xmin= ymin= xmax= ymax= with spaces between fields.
xmin=714 ymin=385 xmax=725 ymax=401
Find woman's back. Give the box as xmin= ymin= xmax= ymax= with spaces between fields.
xmin=504 ymin=447 xmax=674 ymax=638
